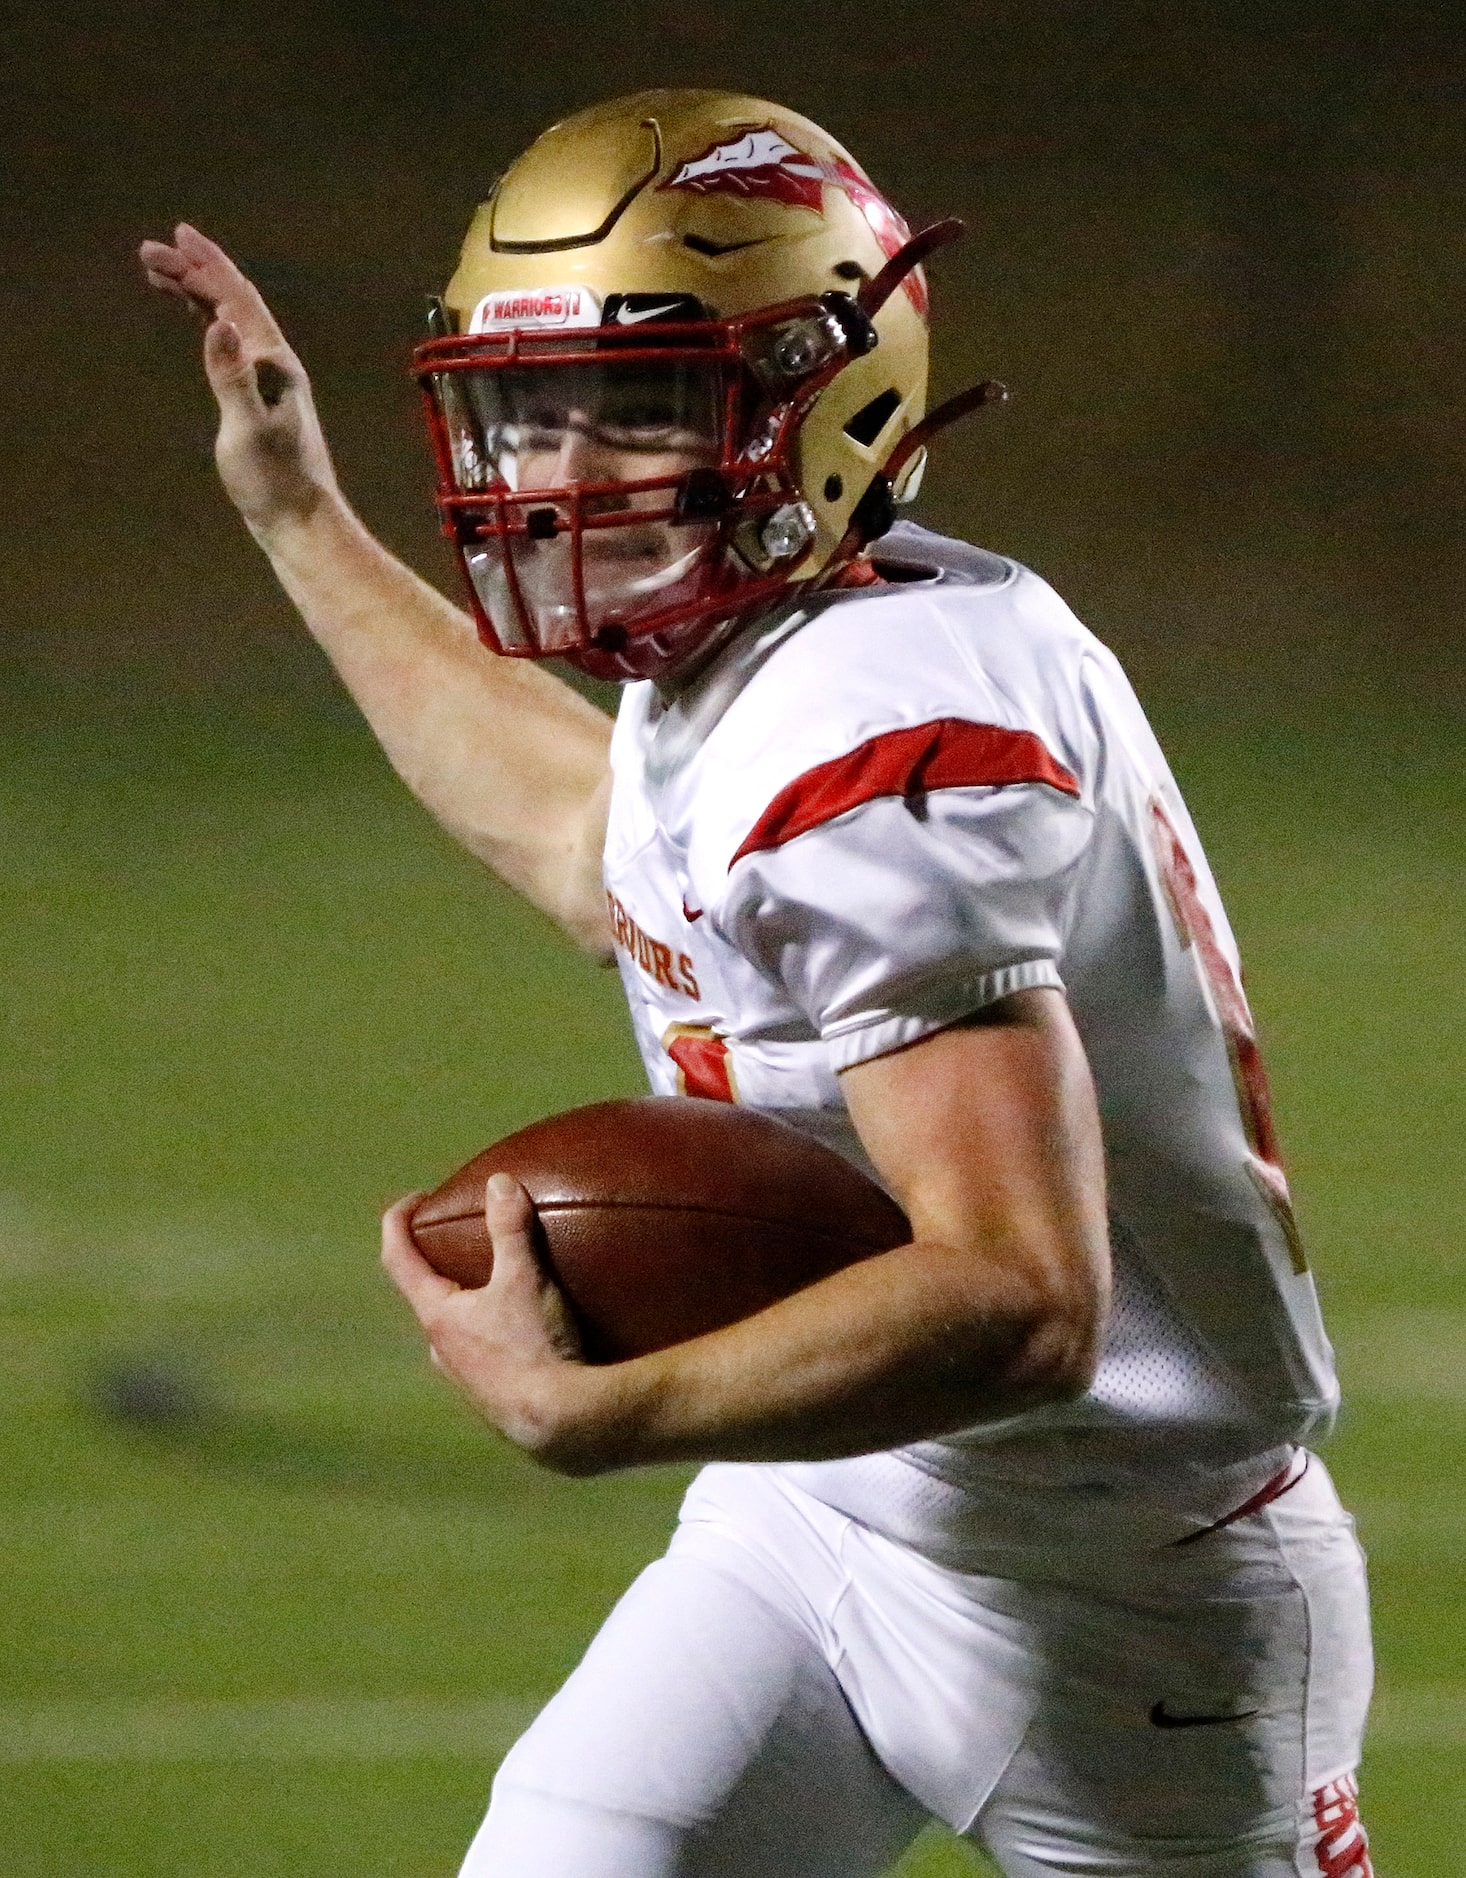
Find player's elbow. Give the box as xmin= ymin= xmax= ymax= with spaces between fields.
xmin=1020 ymin=1297 xmax=1103 ymax=1407
xmin=999 ymin=1256 xmax=1108 ymax=1410
xmin=530 ymin=862 xmax=616 ymax=960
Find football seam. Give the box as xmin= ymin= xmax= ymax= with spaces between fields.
xmin=413 ymin=1197 xmax=906 ymax=1246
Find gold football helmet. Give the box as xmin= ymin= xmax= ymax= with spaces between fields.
xmin=414 ymin=88 xmax=994 ymax=679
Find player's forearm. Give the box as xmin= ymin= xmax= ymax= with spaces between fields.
xmin=140 ymin=225 xmax=610 ymax=945
xmin=505 ymin=998 xmax=1110 ymax=1475
xmin=257 ymin=495 xmax=615 ymax=948
xmin=526 ymin=1233 xmax=1103 ymax=1475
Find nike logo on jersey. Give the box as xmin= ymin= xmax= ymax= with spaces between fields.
xmin=1149 ymin=1702 xmax=1260 ymax=1730
xmin=682 ymin=899 xmax=703 ymax=923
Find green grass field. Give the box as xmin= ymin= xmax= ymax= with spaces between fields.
xmin=1 ymin=676 xmax=1460 ymax=1875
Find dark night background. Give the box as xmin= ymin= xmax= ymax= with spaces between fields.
xmin=5 ymin=0 xmax=1463 ymax=717
xmin=2 ymin=4 xmax=1463 ymax=1874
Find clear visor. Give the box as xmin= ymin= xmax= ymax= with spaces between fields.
xmin=436 ymin=357 xmax=728 ymax=654
xmin=442 ymin=357 xmax=723 ymax=493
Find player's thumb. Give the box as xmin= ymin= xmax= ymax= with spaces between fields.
xmin=202 ymin=318 xmax=261 ymax=409
xmin=484 ymin=1174 xmax=582 ymax=1361
xmin=485 ymin=1174 xmax=539 ymax=1265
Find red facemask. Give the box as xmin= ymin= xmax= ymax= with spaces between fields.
xmin=415 ymin=292 xmax=880 ymax=680
xmin=414 ymin=222 xmax=984 ymax=681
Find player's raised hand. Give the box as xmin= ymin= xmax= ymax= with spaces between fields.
xmin=138 ymin=223 xmax=338 ymax=543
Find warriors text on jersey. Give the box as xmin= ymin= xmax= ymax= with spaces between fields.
xmin=602 ymin=523 xmax=1339 ymax=1565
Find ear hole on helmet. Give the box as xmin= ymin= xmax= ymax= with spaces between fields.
xmin=844 ymin=389 xmax=901 ymax=447
xmin=832 ymin=260 xmax=865 ymax=281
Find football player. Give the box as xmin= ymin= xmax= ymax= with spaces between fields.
xmin=141 ymin=89 xmax=1374 ymax=1878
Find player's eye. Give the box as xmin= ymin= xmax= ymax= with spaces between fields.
xmin=600 ymin=402 xmax=684 ymax=445
xmin=518 ymin=404 xmax=571 ymax=445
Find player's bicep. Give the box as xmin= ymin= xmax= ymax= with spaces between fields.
xmin=839 ymin=991 xmax=1110 ymax=1338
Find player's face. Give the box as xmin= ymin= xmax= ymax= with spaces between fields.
xmin=506 ymin=360 xmax=721 ymax=490
xmin=451 ymin=359 xmax=723 ymax=645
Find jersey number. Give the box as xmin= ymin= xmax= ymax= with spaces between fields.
xmin=1150 ymin=801 xmax=1307 ymax=1273
xmin=662 ymin=1024 xmax=738 ymax=1103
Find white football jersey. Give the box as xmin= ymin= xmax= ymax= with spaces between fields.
xmin=602 ymin=524 xmax=1339 ymax=1560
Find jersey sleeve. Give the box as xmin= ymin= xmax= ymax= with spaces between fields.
xmin=715 ymin=721 xmax=1094 ymax=1070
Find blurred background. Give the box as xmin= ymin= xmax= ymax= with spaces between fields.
xmin=2 ymin=1 xmax=1462 ymax=1871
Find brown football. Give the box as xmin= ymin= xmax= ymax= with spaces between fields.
xmin=406 ymin=1097 xmax=910 ymax=1362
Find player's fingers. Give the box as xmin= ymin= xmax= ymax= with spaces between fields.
xmin=173 ymin=222 xmax=288 ymax=347
xmin=138 ymin=240 xmax=190 ymax=279
xmin=147 ymin=225 xmax=285 ymax=348
xmin=142 ymin=267 xmax=197 ymax=305
xmin=139 ymin=235 xmax=229 ymax=323
xmin=173 ymin=221 xmax=230 ymax=260
xmin=140 ymin=244 xmax=217 ymax=320
xmin=381 ymin=1196 xmax=460 ymax=1318
xmin=139 ymin=235 xmax=191 ymax=266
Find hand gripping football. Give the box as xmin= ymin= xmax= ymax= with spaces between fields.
xmin=406 ymin=1097 xmax=910 ymax=1362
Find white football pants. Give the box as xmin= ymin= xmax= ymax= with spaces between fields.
xmin=460 ymin=1455 xmax=1372 ymax=1876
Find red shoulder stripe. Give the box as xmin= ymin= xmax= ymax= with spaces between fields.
xmin=729 ymin=717 xmax=1080 ymax=869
